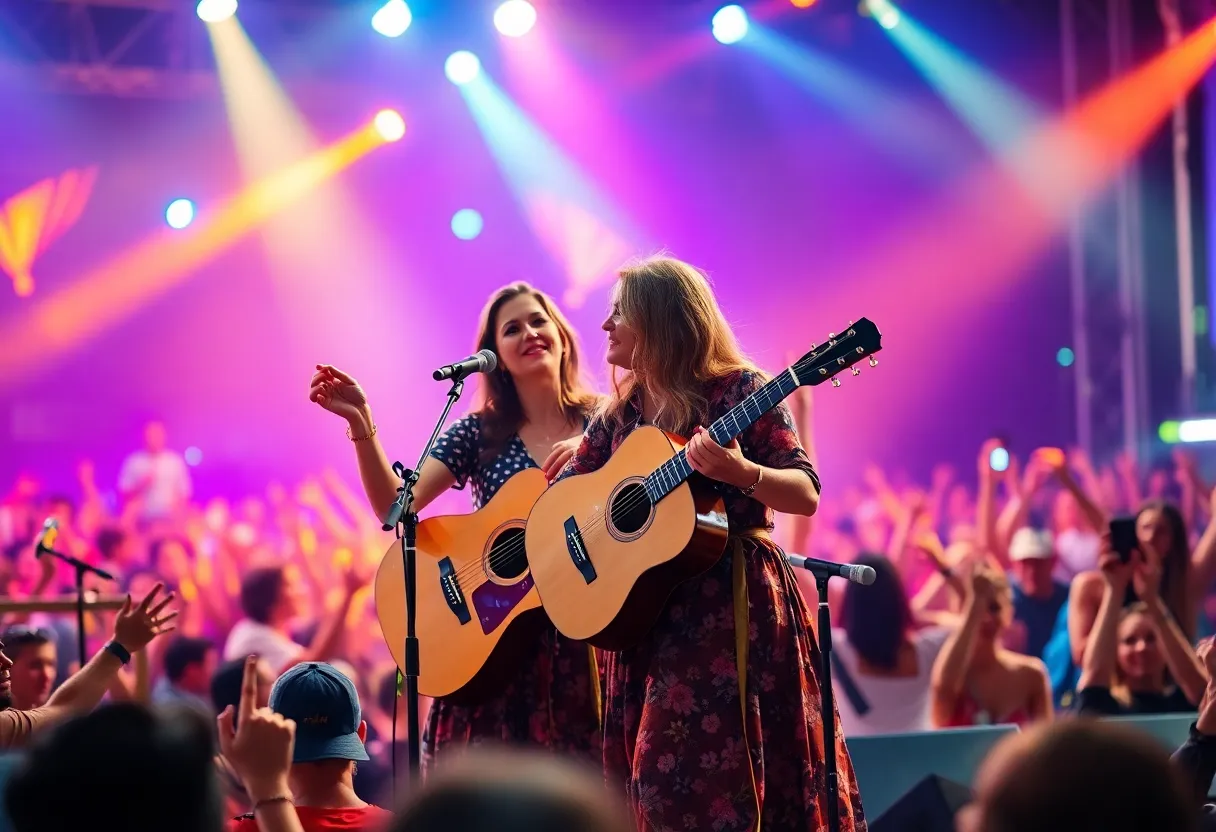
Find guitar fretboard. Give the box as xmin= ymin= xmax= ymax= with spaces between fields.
xmin=643 ymin=369 xmax=799 ymax=503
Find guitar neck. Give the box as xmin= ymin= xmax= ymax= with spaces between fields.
xmin=644 ymin=369 xmax=800 ymax=502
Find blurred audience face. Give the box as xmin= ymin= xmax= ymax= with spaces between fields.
xmin=1136 ymin=506 xmax=1175 ymax=555
xmin=8 ymin=637 xmax=56 ymax=710
xmin=977 ymin=583 xmax=1013 ymax=642
xmin=144 ymin=421 xmax=168 ymax=453
xmin=1116 ymin=609 xmax=1166 ymax=689
xmin=1011 ymin=557 xmax=1055 ymax=598
xmin=180 ymin=648 xmax=218 ymax=696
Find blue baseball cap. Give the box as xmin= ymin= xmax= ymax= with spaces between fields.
xmin=269 ymin=662 xmax=369 ymax=764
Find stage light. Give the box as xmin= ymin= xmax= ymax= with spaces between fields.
xmin=712 ymin=5 xmax=749 ymax=45
xmin=184 ymin=446 xmax=204 ymax=466
xmin=373 ymin=109 xmax=406 ymax=141
xmin=494 ymin=1 xmax=537 ymax=37
xmin=451 ymin=209 xmax=484 ymax=240
xmin=791 ymin=0 xmax=820 ymax=7
xmin=1056 ymin=346 xmax=1075 ymax=367
xmin=859 ymin=0 xmax=900 ymax=29
xmin=1160 ymin=418 xmax=1216 ymax=444
xmin=165 ymin=198 xmax=196 ymax=230
xmin=372 ymin=0 xmax=412 ymax=37
xmin=196 ymin=0 xmax=237 ymax=23
xmin=445 ymin=51 xmax=481 ymax=85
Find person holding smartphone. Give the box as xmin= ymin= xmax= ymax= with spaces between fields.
xmin=1074 ymin=532 xmax=1206 ymax=715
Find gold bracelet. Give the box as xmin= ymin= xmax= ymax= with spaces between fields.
xmin=253 ymin=795 xmax=294 ymax=811
xmin=347 ymin=423 xmax=377 ymax=442
xmin=741 ymin=466 xmax=763 ymax=496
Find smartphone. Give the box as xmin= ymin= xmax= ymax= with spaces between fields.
xmin=1109 ymin=516 xmax=1138 ymax=563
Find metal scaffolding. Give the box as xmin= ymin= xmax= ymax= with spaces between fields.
xmin=1061 ymin=0 xmax=1151 ymax=465
xmin=0 ymin=0 xmax=343 ymax=99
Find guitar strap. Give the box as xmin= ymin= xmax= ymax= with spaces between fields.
xmin=588 ymin=646 xmax=603 ymax=730
xmin=732 ymin=531 xmax=769 ymax=832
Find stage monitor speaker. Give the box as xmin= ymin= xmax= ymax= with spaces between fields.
xmin=869 ymin=774 xmax=972 ymax=832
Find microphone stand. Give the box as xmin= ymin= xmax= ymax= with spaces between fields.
xmin=381 ymin=376 xmax=465 ymax=793
xmin=816 ymin=573 xmax=841 ymax=832
xmin=37 ymin=544 xmax=114 ymax=669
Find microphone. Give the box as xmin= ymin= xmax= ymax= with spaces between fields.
xmin=34 ymin=517 xmax=59 ymax=556
xmin=786 ymin=554 xmax=877 ymax=586
xmin=433 ymin=349 xmax=497 ymax=382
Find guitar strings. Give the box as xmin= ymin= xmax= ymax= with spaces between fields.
xmin=442 ymin=355 xmax=841 ymax=588
xmin=442 ymin=359 xmax=835 ymax=589
xmin=442 ymin=345 xmax=866 ymax=590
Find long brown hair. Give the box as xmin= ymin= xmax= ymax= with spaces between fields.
xmin=602 ymin=255 xmax=759 ymax=433
xmin=473 ymin=282 xmax=598 ymax=464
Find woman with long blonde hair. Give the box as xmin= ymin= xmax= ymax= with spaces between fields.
xmin=309 ymin=282 xmax=603 ymax=767
xmin=556 ymin=256 xmax=866 ymax=830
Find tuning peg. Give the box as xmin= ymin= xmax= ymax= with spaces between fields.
xmin=831 ymin=378 xmax=841 ymax=388
xmin=828 ymin=332 xmax=836 ymax=339
xmin=851 ymin=367 xmax=861 ymax=376
xmin=868 ymin=356 xmax=878 ymax=367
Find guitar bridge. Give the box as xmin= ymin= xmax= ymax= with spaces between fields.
xmin=564 ymin=517 xmax=597 ymax=585
xmin=438 ymin=557 xmax=472 ymax=625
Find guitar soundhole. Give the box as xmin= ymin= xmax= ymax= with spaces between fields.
xmin=609 ymin=483 xmax=652 ymax=536
xmin=487 ymin=528 xmax=528 ymax=580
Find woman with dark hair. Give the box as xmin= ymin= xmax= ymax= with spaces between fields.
xmin=310 ymin=282 xmax=602 ymax=768
xmin=834 ymin=553 xmax=953 ymax=736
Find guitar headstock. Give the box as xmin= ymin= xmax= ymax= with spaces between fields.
xmin=791 ymin=318 xmax=882 ymax=389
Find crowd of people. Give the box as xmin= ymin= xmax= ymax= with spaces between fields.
xmin=1 ymin=256 xmax=1215 ymax=831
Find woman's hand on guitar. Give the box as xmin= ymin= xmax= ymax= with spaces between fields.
xmin=310 ymin=364 xmax=371 ymax=427
xmin=686 ymin=426 xmax=759 ymax=489
xmin=541 ymin=436 xmax=582 ymax=482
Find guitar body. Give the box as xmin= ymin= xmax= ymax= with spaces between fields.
xmin=526 ymin=425 xmax=730 ymax=651
xmin=375 ymin=467 xmax=549 ymax=705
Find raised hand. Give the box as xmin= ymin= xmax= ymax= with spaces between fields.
xmin=309 ymin=364 xmax=371 ymax=426
xmin=112 ymin=583 xmax=177 ymax=653
xmin=217 ymin=656 xmax=295 ymax=803
xmin=541 ymin=436 xmax=582 ymax=483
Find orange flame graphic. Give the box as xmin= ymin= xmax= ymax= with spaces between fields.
xmin=0 ymin=167 xmax=98 ymax=297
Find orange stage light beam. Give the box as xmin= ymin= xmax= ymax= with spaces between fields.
xmin=814 ymin=16 xmax=1216 ymax=330
xmin=0 ymin=127 xmax=384 ymax=381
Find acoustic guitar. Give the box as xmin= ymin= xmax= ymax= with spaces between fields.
xmin=374 ymin=467 xmax=549 ymax=704
xmin=525 ymin=319 xmax=882 ymax=650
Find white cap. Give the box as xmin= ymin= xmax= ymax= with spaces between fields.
xmin=1009 ymin=527 xmax=1054 ymax=561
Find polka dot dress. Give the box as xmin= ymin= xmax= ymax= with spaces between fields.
xmin=421 ymin=410 xmax=602 ymax=770
xmin=429 ymin=413 xmax=536 ymax=510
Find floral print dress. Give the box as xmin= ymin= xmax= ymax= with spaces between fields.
xmin=558 ymin=371 xmax=867 ymax=831
xmin=422 ymin=412 xmax=602 ymax=769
